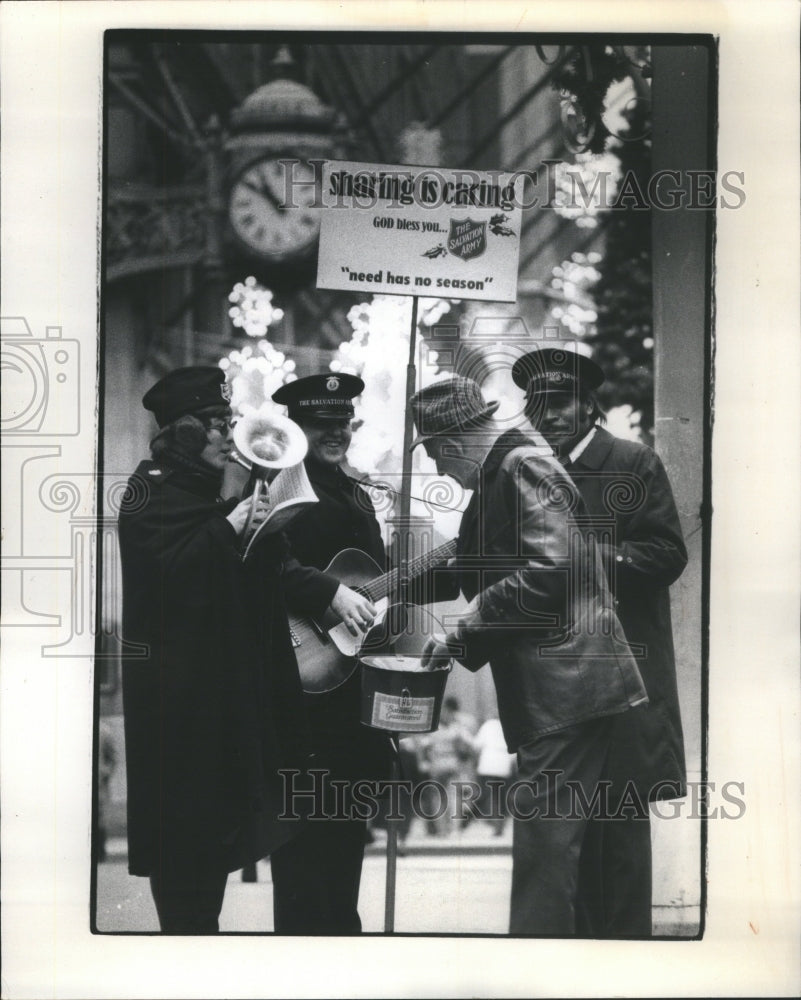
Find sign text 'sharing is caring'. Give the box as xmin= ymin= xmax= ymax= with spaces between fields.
xmin=316 ymin=160 xmax=524 ymax=303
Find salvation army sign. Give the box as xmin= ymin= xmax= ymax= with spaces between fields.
xmin=316 ymin=160 xmax=524 ymax=303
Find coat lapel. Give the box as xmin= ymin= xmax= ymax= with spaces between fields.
xmin=569 ymin=425 xmax=616 ymax=470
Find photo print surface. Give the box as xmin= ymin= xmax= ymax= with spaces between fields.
xmin=92 ymin=30 xmax=713 ymax=938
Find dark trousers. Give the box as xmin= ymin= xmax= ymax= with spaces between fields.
xmin=510 ymin=716 xmax=612 ymax=936
xmin=575 ymin=807 xmax=652 ymax=937
xmin=270 ymin=818 xmax=368 ymax=934
xmin=149 ymin=866 xmax=228 ymax=933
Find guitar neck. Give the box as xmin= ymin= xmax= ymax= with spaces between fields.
xmin=363 ymin=538 xmax=457 ymax=603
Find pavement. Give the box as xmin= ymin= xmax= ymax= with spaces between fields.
xmin=96 ymin=817 xmax=698 ymax=935
xmin=96 ymin=818 xmax=513 ymax=935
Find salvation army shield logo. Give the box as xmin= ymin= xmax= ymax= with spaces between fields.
xmin=447 ymin=218 xmax=487 ymax=261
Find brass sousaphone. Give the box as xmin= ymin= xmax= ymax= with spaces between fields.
xmin=231 ymin=409 xmax=308 ymax=539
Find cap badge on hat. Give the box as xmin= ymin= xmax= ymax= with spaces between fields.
xmin=220 ymin=381 xmax=232 ymax=402
xmin=326 ymin=376 xmax=340 ymax=392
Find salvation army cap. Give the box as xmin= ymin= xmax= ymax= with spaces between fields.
xmin=142 ymin=366 xmax=232 ymax=428
xmin=511 ymin=347 xmax=604 ymax=395
xmin=272 ymin=372 xmax=365 ymax=421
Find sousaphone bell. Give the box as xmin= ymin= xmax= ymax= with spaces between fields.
xmin=231 ymin=410 xmax=308 ymax=539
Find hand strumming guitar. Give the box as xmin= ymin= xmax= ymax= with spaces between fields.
xmin=330 ymin=584 xmax=377 ymax=637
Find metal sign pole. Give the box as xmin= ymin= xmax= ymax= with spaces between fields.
xmin=399 ymin=295 xmax=420 ymax=530
xmin=384 ymin=294 xmax=419 ymax=934
xmin=383 ymin=741 xmax=401 ymax=933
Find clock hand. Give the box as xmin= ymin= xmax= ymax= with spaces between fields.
xmin=241 ymin=179 xmax=286 ymax=214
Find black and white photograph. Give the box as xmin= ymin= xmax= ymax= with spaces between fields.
xmin=1 ymin=2 xmax=799 ymax=998
xmin=93 ymin=29 xmax=711 ymax=940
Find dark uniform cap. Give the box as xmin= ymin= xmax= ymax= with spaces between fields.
xmin=409 ymin=375 xmax=500 ymax=450
xmin=142 ymin=366 xmax=232 ymax=428
xmin=272 ymin=372 xmax=365 ymax=421
xmin=511 ymin=347 xmax=604 ymax=394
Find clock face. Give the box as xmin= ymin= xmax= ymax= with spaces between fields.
xmin=228 ymin=159 xmax=320 ymax=261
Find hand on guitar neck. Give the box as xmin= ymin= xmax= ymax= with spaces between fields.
xmin=330 ymin=584 xmax=378 ymax=637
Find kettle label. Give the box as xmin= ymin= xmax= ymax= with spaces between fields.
xmin=371 ymin=692 xmax=435 ymax=731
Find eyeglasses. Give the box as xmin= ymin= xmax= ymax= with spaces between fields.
xmin=205 ymin=417 xmax=234 ymax=435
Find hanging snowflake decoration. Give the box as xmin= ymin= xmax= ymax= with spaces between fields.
xmin=228 ymin=276 xmax=284 ymax=338
xmin=220 ymin=278 xmax=294 ymax=417
xmin=219 ymin=341 xmax=297 ymax=418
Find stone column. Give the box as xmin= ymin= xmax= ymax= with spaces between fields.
xmin=650 ymin=43 xmax=711 ymax=932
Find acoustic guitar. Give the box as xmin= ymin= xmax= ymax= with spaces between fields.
xmin=288 ymin=538 xmax=457 ymax=693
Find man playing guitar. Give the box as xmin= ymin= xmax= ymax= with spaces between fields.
xmin=269 ymin=372 xmax=393 ymax=935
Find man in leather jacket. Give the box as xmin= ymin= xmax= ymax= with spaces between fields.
xmin=413 ymin=375 xmax=648 ymax=936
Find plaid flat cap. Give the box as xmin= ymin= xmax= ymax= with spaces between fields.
xmin=410 ymin=376 xmax=500 ymax=450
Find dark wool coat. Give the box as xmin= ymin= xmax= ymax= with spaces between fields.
xmin=119 ymin=460 xmax=310 ymax=878
xmin=451 ymin=429 xmax=648 ymax=753
xmin=565 ymin=426 xmax=688 ymax=800
xmin=282 ymin=457 xmax=394 ymax=783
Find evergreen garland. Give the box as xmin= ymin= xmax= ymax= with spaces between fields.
xmin=585 ymin=99 xmax=654 ymax=439
xmin=552 ymin=46 xmax=655 ymax=439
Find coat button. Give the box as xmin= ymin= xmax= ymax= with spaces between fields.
xmin=616 ymin=554 xmax=623 ymax=562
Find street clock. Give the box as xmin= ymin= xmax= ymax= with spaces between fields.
xmin=225 ymin=48 xmax=344 ymax=267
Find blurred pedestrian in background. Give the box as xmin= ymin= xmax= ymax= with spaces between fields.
xmin=461 ymin=715 xmax=516 ymax=836
xmin=418 ymin=695 xmax=476 ymax=836
xmin=95 ymin=720 xmax=118 ymax=863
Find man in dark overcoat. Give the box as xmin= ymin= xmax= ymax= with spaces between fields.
xmin=119 ymin=366 xmax=309 ymax=933
xmin=412 ymin=376 xmax=649 ymax=936
xmin=268 ymin=373 xmax=394 ymax=934
xmin=513 ymin=346 xmax=688 ymax=937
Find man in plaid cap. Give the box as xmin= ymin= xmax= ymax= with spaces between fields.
xmin=412 ymin=374 xmax=648 ymax=936
xmin=513 ymin=346 xmax=688 ymax=938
